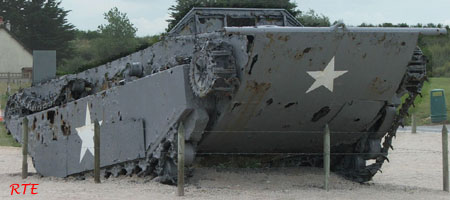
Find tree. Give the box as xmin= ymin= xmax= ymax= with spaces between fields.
xmin=167 ymin=0 xmax=299 ymax=31
xmin=297 ymin=10 xmax=330 ymax=27
xmin=0 ymin=0 xmax=75 ymax=63
xmin=95 ymin=7 xmax=138 ymax=59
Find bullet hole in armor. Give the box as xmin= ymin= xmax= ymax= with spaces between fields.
xmin=303 ymin=47 xmax=312 ymax=54
xmin=311 ymin=106 xmax=331 ymax=122
xmin=47 ymin=110 xmax=55 ymax=124
xmin=266 ymin=98 xmax=273 ymax=106
xmin=231 ymin=102 xmax=241 ymax=111
xmin=52 ymin=131 xmax=57 ymax=141
xmin=32 ymin=117 xmax=37 ymax=130
xmin=284 ymin=102 xmax=298 ymax=108
xmin=248 ymin=54 xmax=258 ymax=75
xmin=246 ymin=35 xmax=254 ymax=53
xmin=282 ymin=124 xmax=291 ymax=128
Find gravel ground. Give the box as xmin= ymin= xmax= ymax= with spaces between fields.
xmin=0 ymin=129 xmax=449 ymax=200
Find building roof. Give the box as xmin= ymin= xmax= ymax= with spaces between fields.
xmin=0 ymin=24 xmax=32 ymax=55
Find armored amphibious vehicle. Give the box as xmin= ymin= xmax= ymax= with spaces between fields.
xmin=5 ymin=8 xmax=447 ymax=183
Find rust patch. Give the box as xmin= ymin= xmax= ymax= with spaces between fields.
xmin=378 ymin=34 xmax=386 ymax=43
xmin=265 ymin=33 xmax=275 ymax=48
xmin=228 ymin=81 xmax=271 ymax=130
xmin=101 ymin=81 xmax=109 ymax=91
xmin=266 ymin=33 xmax=274 ymax=40
xmin=277 ymin=35 xmax=290 ymax=42
xmin=47 ymin=110 xmax=56 ymax=124
xmin=61 ymin=120 xmax=71 ymax=136
xmin=246 ymin=81 xmax=271 ymax=93
xmin=369 ymin=77 xmax=392 ymax=95
xmin=294 ymin=47 xmax=312 ymax=60
xmin=32 ymin=117 xmax=37 ymax=131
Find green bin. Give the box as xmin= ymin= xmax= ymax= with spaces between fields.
xmin=430 ymin=89 xmax=447 ymax=123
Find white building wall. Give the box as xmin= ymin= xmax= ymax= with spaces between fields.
xmin=0 ymin=29 xmax=33 ymax=73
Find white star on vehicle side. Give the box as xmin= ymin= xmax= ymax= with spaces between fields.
xmin=305 ymin=56 xmax=348 ymax=93
xmin=75 ymin=103 xmax=102 ymax=163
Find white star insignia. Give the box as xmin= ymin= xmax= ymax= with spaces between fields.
xmin=75 ymin=103 xmax=102 ymax=163
xmin=306 ymin=56 xmax=348 ymax=93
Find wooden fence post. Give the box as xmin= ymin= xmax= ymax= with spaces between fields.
xmin=7 ymin=72 xmax=10 ymax=95
xmin=324 ymin=124 xmax=330 ymax=191
xmin=22 ymin=117 xmax=29 ymax=179
xmin=94 ymin=119 xmax=100 ymax=184
xmin=177 ymin=122 xmax=185 ymax=196
xmin=443 ymin=124 xmax=449 ymax=192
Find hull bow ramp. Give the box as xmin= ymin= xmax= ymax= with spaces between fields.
xmin=5 ymin=8 xmax=447 ymax=183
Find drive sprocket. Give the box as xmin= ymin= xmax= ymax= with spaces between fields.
xmin=189 ymin=40 xmax=238 ymax=97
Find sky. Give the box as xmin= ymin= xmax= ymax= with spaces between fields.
xmin=59 ymin=0 xmax=450 ymax=37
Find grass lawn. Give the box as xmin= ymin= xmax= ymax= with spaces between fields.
xmin=0 ymin=123 xmax=20 ymax=147
xmin=0 ymin=82 xmax=27 ymax=147
xmin=406 ymin=77 xmax=450 ymax=125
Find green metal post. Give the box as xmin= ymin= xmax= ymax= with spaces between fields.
xmin=177 ymin=122 xmax=185 ymax=196
xmin=22 ymin=117 xmax=28 ymax=179
xmin=324 ymin=124 xmax=330 ymax=191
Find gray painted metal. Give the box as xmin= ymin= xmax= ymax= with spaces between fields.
xmin=16 ymin=66 xmax=194 ymax=177
xmin=32 ymin=50 xmax=56 ymax=85
xmin=225 ymin=26 xmax=447 ymax=35
xmin=199 ymin=28 xmax=418 ymax=152
xmin=3 ymin=7 xmax=446 ymax=181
